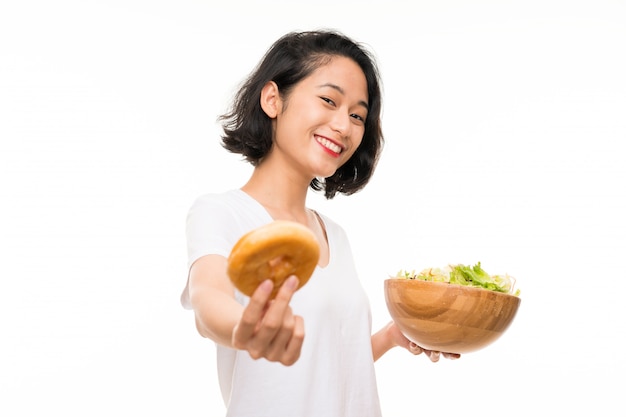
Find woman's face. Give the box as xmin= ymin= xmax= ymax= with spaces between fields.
xmin=270 ymin=56 xmax=369 ymax=180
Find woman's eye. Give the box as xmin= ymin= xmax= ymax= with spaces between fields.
xmin=351 ymin=113 xmax=365 ymax=123
xmin=320 ymin=96 xmax=335 ymax=106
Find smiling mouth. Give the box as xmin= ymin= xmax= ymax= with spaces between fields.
xmin=315 ymin=135 xmax=343 ymax=154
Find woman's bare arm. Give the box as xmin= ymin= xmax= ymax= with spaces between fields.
xmin=371 ymin=321 xmax=461 ymax=362
xmin=188 ymin=255 xmax=243 ymax=346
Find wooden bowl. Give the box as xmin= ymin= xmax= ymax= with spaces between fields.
xmin=384 ymin=278 xmax=521 ymax=354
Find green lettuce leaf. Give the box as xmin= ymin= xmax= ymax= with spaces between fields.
xmin=395 ymin=262 xmax=520 ymax=296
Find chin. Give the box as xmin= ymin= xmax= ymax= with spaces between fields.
xmin=315 ymin=168 xmax=338 ymax=180
xmin=310 ymin=158 xmax=343 ymax=180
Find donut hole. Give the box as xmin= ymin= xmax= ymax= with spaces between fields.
xmin=267 ymin=255 xmax=295 ymax=281
xmin=268 ymin=255 xmax=285 ymax=269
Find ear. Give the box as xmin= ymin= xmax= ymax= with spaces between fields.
xmin=260 ymin=81 xmax=281 ymax=118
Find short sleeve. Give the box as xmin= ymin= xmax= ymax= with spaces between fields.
xmin=186 ymin=193 xmax=238 ymax=268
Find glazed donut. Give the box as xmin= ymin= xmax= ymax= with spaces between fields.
xmin=227 ymin=220 xmax=320 ymax=299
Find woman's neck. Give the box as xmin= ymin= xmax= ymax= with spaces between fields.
xmin=241 ymin=163 xmax=312 ymax=225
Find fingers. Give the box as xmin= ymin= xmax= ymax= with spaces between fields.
xmin=248 ymin=275 xmax=299 ymax=356
xmin=233 ymin=275 xmax=304 ymax=365
xmin=442 ymin=352 xmax=461 ymax=360
xmin=266 ymin=314 xmax=305 ymax=365
xmin=408 ymin=342 xmax=460 ymax=362
xmin=232 ymin=279 xmax=274 ymax=348
xmin=408 ymin=343 xmax=439 ymax=362
xmin=427 ymin=350 xmax=441 ymax=362
xmin=408 ymin=342 xmax=423 ymax=355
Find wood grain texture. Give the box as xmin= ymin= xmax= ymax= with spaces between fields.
xmin=385 ymin=279 xmax=521 ymax=354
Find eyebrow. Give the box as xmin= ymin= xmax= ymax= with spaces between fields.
xmin=318 ymin=83 xmax=369 ymax=110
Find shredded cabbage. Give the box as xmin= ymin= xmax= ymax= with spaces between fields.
xmin=395 ymin=262 xmax=520 ymax=296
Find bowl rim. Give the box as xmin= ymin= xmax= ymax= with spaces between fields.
xmin=384 ymin=277 xmax=521 ymax=300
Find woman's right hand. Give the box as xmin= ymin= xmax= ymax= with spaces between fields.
xmin=231 ymin=275 xmax=305 ymax=366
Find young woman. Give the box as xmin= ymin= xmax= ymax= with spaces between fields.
xmin=180 ymin=30 xmax=459 ymax=417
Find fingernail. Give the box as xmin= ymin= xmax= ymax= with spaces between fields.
xmin=286 ymin=275 xmax=299 ymax=290
xmin=259 ymin=279 xmax=273 ymax=293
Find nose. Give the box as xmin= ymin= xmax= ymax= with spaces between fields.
xmin=330 ymin=110 xmax=351 ymax=137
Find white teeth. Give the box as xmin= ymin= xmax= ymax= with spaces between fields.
xmin=316 ymin=136 xmax=342 ymax=153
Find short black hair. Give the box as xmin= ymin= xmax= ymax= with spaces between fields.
xmin=219 ymin=30 xmax=384 ymax=199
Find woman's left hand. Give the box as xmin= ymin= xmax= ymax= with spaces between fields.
xmin=387 ymin=321 xmax=461 ymax=362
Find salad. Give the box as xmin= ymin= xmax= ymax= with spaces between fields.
xmin=395 ymin=262 xmax=520 ymax=296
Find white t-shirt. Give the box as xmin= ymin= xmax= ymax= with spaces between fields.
xmin=181 ymin=189 xmax=382 ymax=417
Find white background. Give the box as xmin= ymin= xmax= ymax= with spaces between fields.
xmin=1 ymin=1 xmax=625 ymax=416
